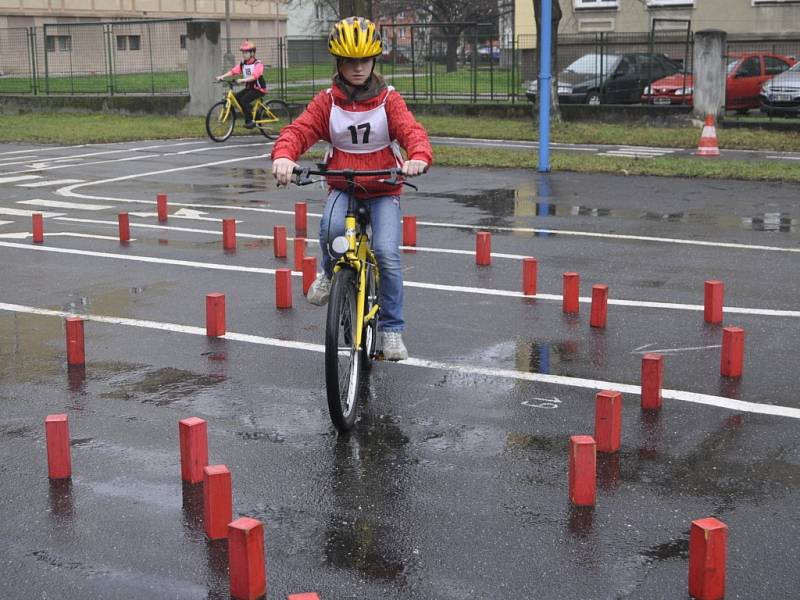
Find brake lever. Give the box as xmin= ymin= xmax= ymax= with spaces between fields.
xmin=292 ymin=167 xmax=314 ymax=186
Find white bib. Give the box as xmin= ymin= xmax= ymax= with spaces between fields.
xmin=327 ymin=87 xmax=401 ymax=161
xmin=242 ymin=61 xmax=260 ymax=79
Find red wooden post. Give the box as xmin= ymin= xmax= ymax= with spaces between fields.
xmin=203 ymin=465 xmax=232 ymax=540
xmin=689 ymin=517 xmax=727 ymax=600
xmin=32 ymin=213 xmax=44 ymax=243
xmin=475 ymin=231 xmax=491 ymax=266
xmin=45 ymin=414 xmax=71 ymax=479
xmin=522 ymin=257 xmax=538 ymax=295
xmin=206 ymin=293 xmax=226 ymax=337
xmin=563 ymin=272 xmax=580 ymax=314
xmin=569 ymin=435 xmax=596 ymax=506
xmin=273 ymin=226 xmax=287 ymax=258
xmin=288 ymin=594 xmax=321 ymax=600
xmin=403 ymin=215 xmax=417 ymax=246
xmin=594 ymin=390 xmax=622 ymax=453
xmin=590 ymin=284 xmax=608 ymax=328
xmin=293 ymin=237 xmax=305 ymax=272
xmin=641 ymin=353 xmax=664 ymax=410
xmin=704 ymin=280 xmax=724 ymax=324
xmin=302 ymin=256 xmax=317 ymax=295
xmin=65 ymin=317 xmax=85 ymax=366
xmin=157 ymin=193 xmax=168 ymax=221
xmin=276 ymin=268 xmax=292 ymax=309
xmin=178 ymin=417 xmax=208 ymax=484
xmin=294 ymin=201 xmax=307 ymax=232
xmin=118 ymin=212 xmax=130 ymax=242
xmin=720 ymin=326 xmax=744 ymax=378
xmin=222 ymin=219 xmax=237 ymax=250
xmin=228 ymin=517 xmax=267 ymax=600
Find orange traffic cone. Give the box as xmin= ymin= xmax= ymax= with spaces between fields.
xmin=696 ymin=114 xmax=720 ymax=157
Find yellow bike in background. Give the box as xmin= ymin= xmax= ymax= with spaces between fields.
xmin=205 ymin=80 xmax=291 ymax=142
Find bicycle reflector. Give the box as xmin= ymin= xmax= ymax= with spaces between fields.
xmin=331 ymin=236 xmax=349 ymax=255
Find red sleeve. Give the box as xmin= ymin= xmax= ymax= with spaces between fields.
xmin=386 ymin=92 xmax=433 ymax=166
xmin=252 ymin=62 xmax=264 ymax=78
xmin=271 ymin=91 xmax=331 ymax=162
xmin=228 ymin=64 xmax=242 ymax=76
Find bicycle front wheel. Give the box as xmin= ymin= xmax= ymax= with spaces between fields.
xmin=206 ymin=100 xmax=235 ymax=142
xmin=325 ymin=267 xmax=362 ymax=432
xmin=257 ymin=99 xmax=291 ymax=140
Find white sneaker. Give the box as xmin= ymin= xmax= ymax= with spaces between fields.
xmin=381 ymin=331 xmax=408 ymax=361
xmin=307 ymin=272 xmax=331 ymax=305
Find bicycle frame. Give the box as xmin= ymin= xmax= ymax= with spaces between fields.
xmin=219 ymin=82 xmax=277 ymax=125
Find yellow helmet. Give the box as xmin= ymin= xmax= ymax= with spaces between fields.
xmin=328 ymin=16 xmax=383 ymax=59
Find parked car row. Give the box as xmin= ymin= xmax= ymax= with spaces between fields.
xmin=526 ymin=51 xmax=800 ymax=115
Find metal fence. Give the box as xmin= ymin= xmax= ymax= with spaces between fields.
xmin=0 ymin=19 xmax=191 ymax=95
xmin=3 ymin=21 xmax=799 ymax=112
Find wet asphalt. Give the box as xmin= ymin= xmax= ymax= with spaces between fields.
xmin=0 ymin=137 xmax=799 ymax=599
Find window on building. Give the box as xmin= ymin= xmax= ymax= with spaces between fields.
xmin=399 ymin=28 xmax=406 ymax=39
xmin=314 ymin=2 xmax=325 ymax=20
xmin=646 ymin=0 xmax=695 ymax=6
xmin=753 ymin=0 xmax=800 ymax=4
xmin=46 ymin=35 xmax=72 ymax=53
xmin=180 ymin=34 xmax=187 ymax=50
xmin=116 ymin=35 xmax=141 ymax=51
xmin=574 ymin=0 xmax=619 ymax=8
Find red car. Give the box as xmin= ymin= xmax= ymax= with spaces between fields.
xmin=642 ymin=52 xmax=796 ymax=111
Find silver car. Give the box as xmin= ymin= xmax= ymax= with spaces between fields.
xmin=760 ymin=61 xmax=800 ymax=116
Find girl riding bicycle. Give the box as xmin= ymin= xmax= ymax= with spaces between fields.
xmin=272 ymin=16 xmax=432 ymax=361
xmin=216 ymin=40 xmax=267 ymax=129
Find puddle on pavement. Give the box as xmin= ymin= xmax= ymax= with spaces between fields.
xmin=423 ymin=175 xmax=797 ymax=234
xmin=99 ymin=365 xmax=224 ymax=406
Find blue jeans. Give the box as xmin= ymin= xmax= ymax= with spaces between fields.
xmin=318 ymin=191 xmax=404 ymax=332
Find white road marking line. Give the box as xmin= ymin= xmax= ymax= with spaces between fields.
xmin=630 ymin=343 xmax=722 ymax=355
xmin=55 ymin=155 xmax=800 ymax=255
xmin=0 ymin=300 xmax=797 ymax=420
xmin=18 ymin=178 xmax=84 ymax=188
xmin=17 ymin=199 xmax=113 ymax=211
xmin=168 ymin=141 xmax=271 ymax=155
xmin=0 ymin=220 xmax=13 ymax=226
xmin=0 ymin=175 xmax=41 ymax=184
xmin=0 ymin=156 xmax=38 ymax=167
xmin=598 ymin=152 xmax=659 ymax=158
xmin=1 ymin=240 xmax=797 ymax=318
xmin=0 ymin=145 xmax=87 ymax=157
xmin=766 ymin=155 xmax=800 ymax=161
xmin=3 ymin=154 xmax=150 ymax=176
xmin=0 ymin=208 xmax=64 ymax=218
xmin=415 ymin=220 xmax=800 ymax=254
xmin=0 ymin=232 xmax=132 ymax=241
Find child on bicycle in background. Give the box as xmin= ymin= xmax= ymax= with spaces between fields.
xmin=216 ymin=40 xmax=266 ymax=129
xmin=272 ymin=16 xmax=432 ymax=361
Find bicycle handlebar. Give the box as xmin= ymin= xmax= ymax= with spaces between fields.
xmin=291 ymin=166 xmax=419 ymax=190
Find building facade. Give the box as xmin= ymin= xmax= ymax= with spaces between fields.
xmin=514 ymin=0 xmax=800 ymax=40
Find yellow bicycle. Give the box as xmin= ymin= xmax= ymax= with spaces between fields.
xmin=292 ymin=166 xmax=417 ymax=431
xmin=205 ymin=80 xmax=291 ymax=142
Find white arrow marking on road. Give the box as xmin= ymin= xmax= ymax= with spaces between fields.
xmin=18 ymin=178 xmax=84 ymax=188
xmin=631 ymin=344 xmax=722 ymax=355
xmin=173 ymin=208 xmax=208 ymax=218
xmin=17 ymin=199 xmax=113 ymax=211
xmin=522 ymin=397 xmax=562 ymax=409
xmin=0 ymin=175 xmax=41 ymax=184
xmin=0 ymin=207 xmax=65 ymax=218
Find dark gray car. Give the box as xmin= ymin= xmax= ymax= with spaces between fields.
xmin=526 ymin=52 xmax=682 ymax=104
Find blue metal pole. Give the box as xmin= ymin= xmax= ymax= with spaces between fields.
xmin=537 ymin=0 xmax=552 ymax=172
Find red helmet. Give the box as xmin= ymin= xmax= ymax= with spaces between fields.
xmin=239 ymin=40 xmax=256 ymax=53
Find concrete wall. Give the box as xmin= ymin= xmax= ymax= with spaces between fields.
xmin=186 ymin=20 xmax=220 ymax=116
xmin=693 ymin=29 xmax=726 ymax=120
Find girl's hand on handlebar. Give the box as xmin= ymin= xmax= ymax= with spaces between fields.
xmin=402 ymin=160 xmax=428 ymax=177
xmin=272 ymin=158 xmax=299 ymax=187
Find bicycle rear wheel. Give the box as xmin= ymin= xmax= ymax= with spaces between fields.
xmin=325 ymin=267 xmax=361 ymax=432
xmin=205 ymin=100 xmax=235 ymax=142
xmin=257 ymin=99 xmax=291 ymax=140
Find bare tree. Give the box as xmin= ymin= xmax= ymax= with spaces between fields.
xmin=373 ymin=0 xmax=509 ymax=73
xmin=533 ymin=0 xmax=563 ymax=121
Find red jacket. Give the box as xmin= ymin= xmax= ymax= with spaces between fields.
xmin=271 ymin=83 xmax=433 ymax=198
